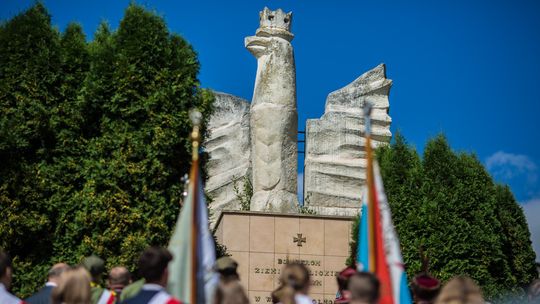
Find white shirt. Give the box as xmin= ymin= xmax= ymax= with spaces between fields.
xmin=295 ymin=294 xmax=313 ymax=304
xmin=45 ymin=281 xmax=57 ymax=287
xmin=141 ymin=283 xmax=179 ymax=304
xmin=0 ymin=283 xmax=22 ymax=304
xmin=142 ymin=283 xmax=165 ymax=291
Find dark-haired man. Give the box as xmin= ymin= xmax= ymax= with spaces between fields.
xmin=0 ymin=251 xmax=24 ymax=304
xmin=348 ymin=272 xmax=380 ymax=304
xmin=122 ymin=247 xmax=181 ymax=304
xmin=25 ymin=263 xmax=69 ymax=304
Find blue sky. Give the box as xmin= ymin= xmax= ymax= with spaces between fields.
xmin=2 ymin=0 xmax=539 ymax=257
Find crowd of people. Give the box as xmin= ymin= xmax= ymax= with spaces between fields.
xmin=1 ymin=248 xmax=539 ymax=304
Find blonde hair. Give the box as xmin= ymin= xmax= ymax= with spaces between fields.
xmin=214 ymin=280 xmax=250 ymax=304
xmin=51 ymin=266 xmax=92 ymax=304
xmin=435 ymin=276 xmax=484 ymax=304
xmin=271 ymin=262 xmax=311 ymax=304
xmin=279 ymin=262 xmax=310 ymax=293
xmin=271 ymin=284 xmax=295 ymax=304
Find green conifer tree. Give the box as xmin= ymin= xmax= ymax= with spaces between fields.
xmin=348 ymin=134 xmax=538 ymax=301
xmin=494 ymin=184 xmax=537 ymax=288
xmin=0 ymin=3 xmax=214 ymax=296
xmin=51 ymin=3 xmax=213 ymax=273
xmin=377 ymin=133 xmax=424 ymax=272
xmin=410 ymin=136 xmax=512 ymax=296
xmin=78 ymin=22 xmax=115 ymax=138
xmin=0 ymin=4 xmax=64 ymax=296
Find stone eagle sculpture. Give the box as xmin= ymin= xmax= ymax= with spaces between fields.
xmin=204 ymin=8 xmax=392 ymax=224
xmin=245 ymin=7 xmax=299 ymax=213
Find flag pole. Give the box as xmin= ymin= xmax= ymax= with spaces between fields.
xmin=361 ymin=102 xmax=411 ymax=303
xmin=189 ymin=110 xmax=202 ymax=304
xmin=363 ymin=101 xmax=376 ymax=272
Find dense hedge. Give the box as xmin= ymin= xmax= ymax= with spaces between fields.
xmin=348 ymin=134 xmax=537 ymax=301
xmin=0 ymin=3 xmax=214 ymax=297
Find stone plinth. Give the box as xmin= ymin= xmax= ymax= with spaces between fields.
xmin=214 ymin=211 xmax=354 ymax=303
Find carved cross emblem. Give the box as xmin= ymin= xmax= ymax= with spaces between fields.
xmin=293 ymin=233 xmax=306 ymax=247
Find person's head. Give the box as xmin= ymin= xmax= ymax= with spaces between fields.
xmin=528 ymin=279 xmax=540 ymax=303
xmin=108 ymin=266 xmax=131 ymax=290
xmin=81 ymin=255 xmax=105 ymax=284
xmin=279 ymin=262 xmax=311 ymax=294
xmin=411 ymin=274 xmax=441 ymax=303
xmin=434 ymin=276 xmax=484 ymax=304
xmin=336 ymin=267 xmax=358 ymax=303
xmin=216 ymin=257 xmax=239 ymax=282
xmin=0 ymin=251 xmax=13 ymax=288
xmin=348 ymin=272 xmax=380 ymax=304
xmin=337 ymin=267 xmax=358 ymax=291
xmin=138 ymin=247 xmax=173 ymax=287
xmin=48 ymin=263 xmax=70 ymax=285
xmin=51 ymin=266 xmax=92 ymax=304
xmin=271 ymin=284 xmax=295 ymax=304
xmin=214 ymin=280 xmax=249 ymax=304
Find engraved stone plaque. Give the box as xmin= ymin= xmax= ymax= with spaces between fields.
xmin=214 ymin=211 xmax=354 ymax=304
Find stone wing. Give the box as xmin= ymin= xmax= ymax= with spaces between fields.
xmin=205 ymin=92 xmax=251 ymax=225
xmin=304 ymin=64 xmax=392 ymax=216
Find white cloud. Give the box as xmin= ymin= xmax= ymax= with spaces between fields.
xmin=486 ymin=151 xmax=538 ymax=183
xmin=522 ymin=198 xmax=540 ymax=262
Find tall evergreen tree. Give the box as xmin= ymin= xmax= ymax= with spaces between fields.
xmin=43 ymin=21 xmax=90 ymax=199
xmin=494 ymin=185 xmax=537 ymax=288
xmin=50 ymin=3 xmax=213 ymax=273
xmin=0 ymin=3 xmax=61 ymax=155
xmin=377 ymin=133 xmax=424 ymax=272
xmin=0 ymin=3 xmax=214 ymax=296
xmin=349 ymin=134 xmax=538 ymax=301
xmin=78 ymin=22 xmax=115 ymax=138
xmin=349 ymin=133 xmax=423 ymax=267
xmin=0 ymin=4 xmax=63 ymax=296
xmin=417 ymin=136 xmax=520 ymax=297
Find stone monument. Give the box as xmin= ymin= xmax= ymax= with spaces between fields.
xmin=245 ymin=7 xmax=299 ymax=212
xmin=204 ymin=8 xmax=393 ymax=219
xmin=207 ymin=6 xmax=394 ymax=304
